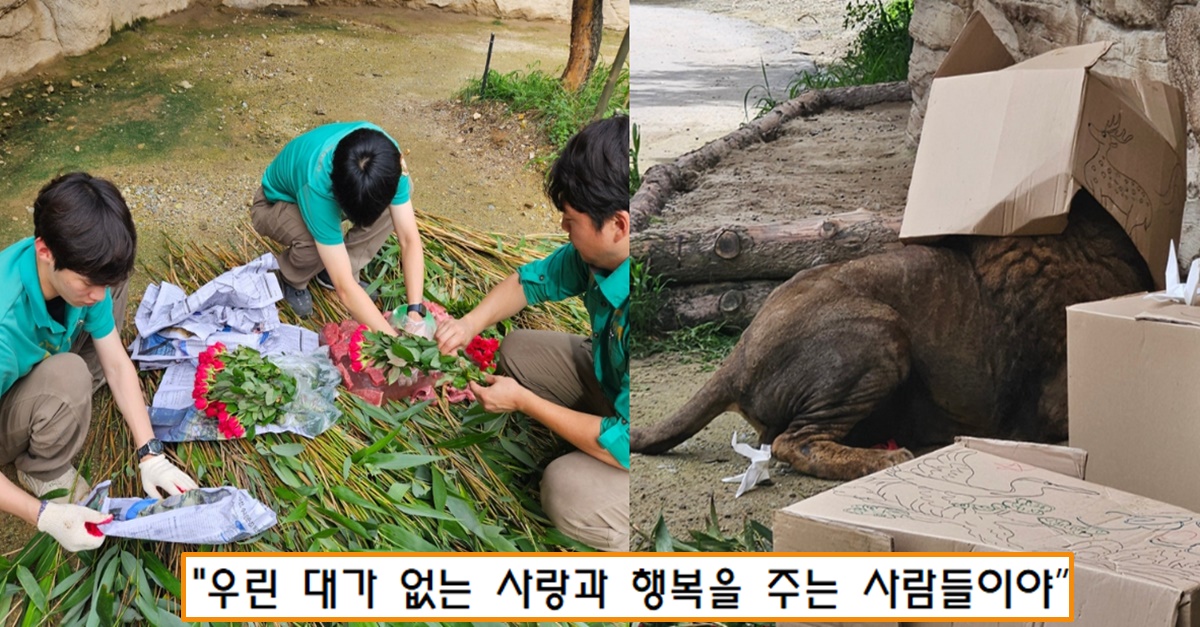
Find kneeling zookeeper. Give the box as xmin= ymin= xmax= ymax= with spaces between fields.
xmin=0 ymin=173 xmax=198 ymax=552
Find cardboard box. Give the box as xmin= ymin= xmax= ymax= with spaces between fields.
xmin=1067 ymin=293 xmax=1200 ymax=512
xmin=899 ymin=12 xmax=1188 ymax=287
xmin=775 ymin=437 xmax=1200 ymax=627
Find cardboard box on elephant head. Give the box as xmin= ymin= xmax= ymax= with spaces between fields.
xmin=899 ymin=12 xmax=1188 ymax=286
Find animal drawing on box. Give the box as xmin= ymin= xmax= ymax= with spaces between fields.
xmin=835 ymin=447 xmax=1101 ymax=547
xmin=631 ymin=190 xmax=1155 ymax=480
xmin=1083 ymin=113 xmax=1183 ymax=252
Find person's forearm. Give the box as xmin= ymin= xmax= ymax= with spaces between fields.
xmin=339 ymin=284 xmax=398 ymax=336
xmin=462 ymin=274 xmax=528 ymax=337
xmin=517 ymin=390 xmax=622 ymax=469
xmin=107 ymin=356 xmax=156 ymax=451
xmin=0 ymin=475 xmax=42 ymax=525
xmin=399 ymin=232 xmax=425 ymax=309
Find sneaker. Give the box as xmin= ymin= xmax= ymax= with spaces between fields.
xmin=282 ymin=281 xmax=313 ymax=318
xmin=314 ymin=270 xmax=377 ymax=300
xmin=19 ymin=466 xmax=90 ymax=504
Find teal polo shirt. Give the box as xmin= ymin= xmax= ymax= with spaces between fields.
xmin=261 ymin=121 xmax=412 ymax=246
xmin=0 ymin=238 xmax=115 ymax=397
xmin=517 ymin=243 xmax=630 ymax=469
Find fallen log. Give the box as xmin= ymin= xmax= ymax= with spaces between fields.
xmin=632 ymin=81 xmax=911 ymax=232
xmin=633 ymin=210 xmax=903 ymax=285
xmin=654 ymin=280 xmax=782 ymax=331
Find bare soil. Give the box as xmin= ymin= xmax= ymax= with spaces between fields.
xmin=631 ymin=101 xmax=916 ymax=546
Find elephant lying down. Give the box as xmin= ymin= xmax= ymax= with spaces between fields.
xmin=631 ymin=192 xmax=1154 ymax=480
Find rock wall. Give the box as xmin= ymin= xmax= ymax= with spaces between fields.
xmin=1 ymin=0 xmax=629 ymax=87
xmin=0 ymin=0 xmax=188 ymax=85
xmin=906 ymin=0 xmax=1200 ymax=262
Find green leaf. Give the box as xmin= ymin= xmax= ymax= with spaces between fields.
xmin=341 ymin=454 xmax=353 ymax=481
xmin=331 ymin=485 xmax=387 ymax=516
xmin=313 ymin=507 xmax=371 ymax=539
xmin=445 ymin=496 xmax=484 ymax=538
xmin=392 ymin=502 xmax=455 ymax=521
xmin=435 ymin=431 xmax=495 ymax=449
xmin=141 ymin=552 xmax=181 ymax=597
xmin=653 ymin=514 xmax=675 ymax=552
xmin=498 ymin=436 xmax=537 ymax=469
xmin=271 ymin=442 xmax=305 ymax=457
xmin=364 ymin=452 xmax=444 ymax=471
xmin=280 ymin=500 xmax=309 ymax=524
xmin=48 ymin=567 xmax=88 ymax=601
xmin=16 ymin=566 xmax=46 ymax=613
xmin=95 ymin=584 xmax=115 ymax=627
xmin=431 ymin=466 xmax=447 ymax=513
xmin=377 ymin=524 xmax=443 ymax=552
xmin=386 ymin=482 xmax=411 ymax=503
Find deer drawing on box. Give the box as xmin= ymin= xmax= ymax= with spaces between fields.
xmin=1084 ymin=113 xmax=1182 ymax=249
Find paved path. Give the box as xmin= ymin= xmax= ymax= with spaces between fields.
xmin=630 ymin=2 xmax=814 ymax=171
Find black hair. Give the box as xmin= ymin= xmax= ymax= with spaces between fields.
xmin=545 ymin=114 xmax=629 ymax=231
xmin=33 ymin=172 xmax=136 ymax=286
xmin=331 ymin=128 xmax=401 ymax=227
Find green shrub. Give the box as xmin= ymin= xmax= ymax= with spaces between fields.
xmin=458 ymin=62 xmax=629 ymax=156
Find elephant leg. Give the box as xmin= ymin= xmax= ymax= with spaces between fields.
xmin=773 ymin=423 xmax=915 ymax=481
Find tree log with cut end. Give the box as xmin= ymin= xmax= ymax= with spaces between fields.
xmin=655 ymin=281 xmax=782 ymax=331
xmin=633 ymin=210 xmax=904 ymax=285
xmin=631 ymin=81 xmax=911 ymax=232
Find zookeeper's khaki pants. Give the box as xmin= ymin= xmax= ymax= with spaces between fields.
xmin=0 ymin=280 xmax=129 ymax=481
xmin=250 ymin=187 xmax=393 ymax=290
xmin=497 ymin=329 xmax=630 ymax=552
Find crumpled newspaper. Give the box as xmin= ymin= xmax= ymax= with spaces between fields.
xmin=721 ymin=432 xmax=772 ymax=497
xmin=83 ymin=481 xmax=277 ymax=544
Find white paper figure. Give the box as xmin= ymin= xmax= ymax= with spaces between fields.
xmin=1146 ymin=240 xmax=1200 ymax=306
xmin=721 ymin=432 xmax=772 ymax=498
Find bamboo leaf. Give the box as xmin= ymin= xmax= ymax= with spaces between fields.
xmin=15 ymin=566 xmax=46 ymax=614
xmin=48 ymin=567 xmax=88 ymax=600
xmin=141 ymin=552 xmax=181 ymax=598
xmin=272 ymin=442 xmax=306 ymax=457
xmin=364 ymin=452 xmax=444 ymax=471
xmin=280 ymin=500 xmax=309 ymax=524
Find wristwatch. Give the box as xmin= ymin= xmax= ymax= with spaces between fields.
xmin=136 ymin=438 xmax=165 ymax=459
xmin=406 ymin=303 xmax=428 ymax=317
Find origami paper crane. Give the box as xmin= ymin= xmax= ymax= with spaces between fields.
xmin=1146 ymin=240 xmax=1200 ymax=306
xmin=721 ymin=432 xmax=772 ymax=498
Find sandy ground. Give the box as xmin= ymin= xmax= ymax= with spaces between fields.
xmin=631 ymin=0 xmax=854 ymax=171
xmin=0 ymin=3 xmax=620 ymax=555
xmin=631 ymin=101 xmax=916 ymax=545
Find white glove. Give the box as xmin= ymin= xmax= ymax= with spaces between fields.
xmin=37 ymin=502 xmax=112 ymax=552
xmin=139 ymin=455 xmax=199 ymax=499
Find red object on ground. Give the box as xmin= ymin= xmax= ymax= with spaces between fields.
xmin=322 ymin=304 xmax=477 ymax=406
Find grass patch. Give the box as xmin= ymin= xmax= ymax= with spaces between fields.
xmin=629 ymin=257 xmax=740 ymax=366
xmin=457 ymin=61 xmax=629 ymax=157
xmin=745 ymin=0 xmax=913 ymax=119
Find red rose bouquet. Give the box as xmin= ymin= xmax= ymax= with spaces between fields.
xmin=193 ymin=343 xmax=298 ymax=439
xmin=348 ymin=326 xmax=497 ymax=391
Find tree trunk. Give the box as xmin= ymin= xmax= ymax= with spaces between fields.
xmin=654 ymin=281 xmax=782 ymax=331
xmin=632 ymin=81 xmax=911 ymax=232
xmin=632 ymin=210 xmax=903 ymax=284
xmin=561 ymin=0 xmax=604 ymax=92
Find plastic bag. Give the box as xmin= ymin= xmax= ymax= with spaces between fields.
xmin=153 ymin=346 xmax=342 ymax=441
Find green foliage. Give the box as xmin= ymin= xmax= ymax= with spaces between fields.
xmin=631 ymin=322 xmax=740 ymax=370
xmin=745 ymin=0 xmax=914 ymax=120
xmin=457 ymin=61 xmax=629 ymax=156
xmin=637 ymin=495 xmax=773 ymax=553
xmin=630 ymin=122 xmax=642 ymax=196
xmin=629 ymin=255 xmax=666 ymax=337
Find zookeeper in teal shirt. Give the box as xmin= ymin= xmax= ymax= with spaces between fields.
xmin=252 ymin=121 xmax=429 ymax=337
xmin=435 ymin=115 xmax=631 ymax=552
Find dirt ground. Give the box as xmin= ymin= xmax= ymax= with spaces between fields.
xmin=0 ymin=3 xmax=620 ymax=554
xmin=630 ymin=100 xmax=916 ymax=544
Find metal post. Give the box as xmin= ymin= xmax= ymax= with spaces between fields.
xmin=481 ymin=34 xmax=495 ymax=98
